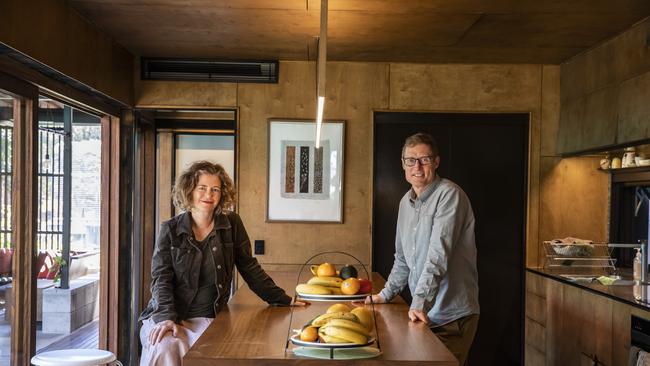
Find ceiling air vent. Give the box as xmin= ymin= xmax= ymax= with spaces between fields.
xmin=141 ymin=58 xmax=278 ymax=83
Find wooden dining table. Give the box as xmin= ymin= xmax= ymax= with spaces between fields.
xmin=184 ymin=271 xmax=458 ymax=365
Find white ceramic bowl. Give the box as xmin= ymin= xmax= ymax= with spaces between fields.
xmin=639 ymin=159 xmax=650 ymax=166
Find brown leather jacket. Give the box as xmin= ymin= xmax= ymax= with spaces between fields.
xmin=139 ymin=211 xmax=291 ymax=323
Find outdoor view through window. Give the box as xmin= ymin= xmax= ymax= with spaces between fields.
xmin=0 ymin=94 xmax=103 ymax=364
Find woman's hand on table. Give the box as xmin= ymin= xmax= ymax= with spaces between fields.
xmin=148 ymin=319 xmax=180 ymax=345
xmin=291 ymin=299 xmax=309 ymax=307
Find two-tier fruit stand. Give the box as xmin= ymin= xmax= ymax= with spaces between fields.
xmin=285 ymin=251 xmax=382 ymax=360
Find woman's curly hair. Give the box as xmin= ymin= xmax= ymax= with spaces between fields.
xmin=172 ymin=161 xmax=236 ymax=213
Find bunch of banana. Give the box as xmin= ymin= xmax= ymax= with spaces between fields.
xmin=307 ymin=311 xmax=371 ymax=345
xmin=296 ymin=276 xmax=345 ymax=295
xmin=310 ymin=311 xmax=359 ymax=327
xmin=307 ymin=276 xmax=344 ymax=295
xmin=317 ymin=331 xmax=349 ymax=344
xmin=295 ymin=283 xmax=332 ymax=295
xmin=318 ymin=318 xmax=370 ymax=345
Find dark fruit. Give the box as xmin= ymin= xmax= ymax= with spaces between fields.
xmin=339 ymin=265 xmax=358 ymax=280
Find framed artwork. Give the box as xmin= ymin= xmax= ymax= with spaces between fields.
xmin=267 ymin=119 xmax=345 ymax=222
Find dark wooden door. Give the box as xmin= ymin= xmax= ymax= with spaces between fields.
xmin=372 ymin=112 xmax=528 ymax=366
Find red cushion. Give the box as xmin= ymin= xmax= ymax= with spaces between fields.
xmin=0 ymin=248 xmax=12 ymax=276
xmin=36 ymin=251 xmax=53 ymax=279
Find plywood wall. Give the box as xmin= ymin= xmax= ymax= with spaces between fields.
xmin=0 ymin=0 xmax=134 ymax=105
xmin=538 ymin=65 xmax=610 ymax=266
xmin=136 ymin=60 xmax=607 ymax=270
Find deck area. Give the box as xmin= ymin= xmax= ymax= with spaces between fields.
xmin=37 ymin=320 xmax=99 ymax=353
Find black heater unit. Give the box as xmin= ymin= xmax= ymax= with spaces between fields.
xmin=141 ymin=58 xmax=279 ymax=83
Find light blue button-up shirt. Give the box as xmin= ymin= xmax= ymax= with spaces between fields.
xmin=379 ymin=176 xmax=480 ymax=326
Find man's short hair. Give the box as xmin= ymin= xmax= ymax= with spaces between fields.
xmin=402 ymin=132 xmax=439 ymax=157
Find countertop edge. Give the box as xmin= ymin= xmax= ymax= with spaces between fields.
xmin=526 ymin=267 xmax=650 ymax=312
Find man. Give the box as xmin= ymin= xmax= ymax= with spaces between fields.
xmin=368 ymin=132 xmax=479 ymax=365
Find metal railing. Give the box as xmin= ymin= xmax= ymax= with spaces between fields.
xmin=0 ymin=123 xmax=68 ymax=251
xmin=37 ymin=126 xmax=65 ymax=251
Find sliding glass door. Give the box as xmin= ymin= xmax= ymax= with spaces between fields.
xmin=35 ymin=96 xmax=103 ymax=354
xmin=0 ymin=89 xmax=16 ymax=366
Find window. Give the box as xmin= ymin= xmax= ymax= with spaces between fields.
xmin=0 ymin=89 xmax=16 ymax=366
xmin=35 ymin=96 xmax=102 ymax=353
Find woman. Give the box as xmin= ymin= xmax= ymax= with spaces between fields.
xmin=139 ymin=161 xmax=305 ymax=365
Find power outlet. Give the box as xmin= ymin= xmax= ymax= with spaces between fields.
xmin=254 ymin=240 xmax=265 ymax=255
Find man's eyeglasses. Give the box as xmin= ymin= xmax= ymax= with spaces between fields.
xmin=402 ymin=156 xmax=434 ymax=167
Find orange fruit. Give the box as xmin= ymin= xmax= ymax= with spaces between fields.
xmin=300 ymin=326 xmax=318 ymax=342
xmin=340 ymin=278 xmax=360 ymax=295
xmin=317 ymin=263 xmax=337 ymax=277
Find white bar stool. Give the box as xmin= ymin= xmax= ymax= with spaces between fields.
xmin=31 ymin=349 xmax=123 ymax=366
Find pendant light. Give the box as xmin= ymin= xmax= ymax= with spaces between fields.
xmin=315 ymin=0 xmax=327 ymax=149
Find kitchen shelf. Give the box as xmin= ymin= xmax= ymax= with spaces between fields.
xmin=598 ymin=165 xmax=650 ymax=184
xmin=598 ymin=166 xmax=650 ymax=173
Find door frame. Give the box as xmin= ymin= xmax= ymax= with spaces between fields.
xmin=145 ymin=108 xmax=239 ymax=309
xmin=1 ymin=71 xmax=39 ymax=366
xmin=1 ymin=69 xmax=125 ymax=364
xmin=370 ymin=109 xmax=530 ymax=365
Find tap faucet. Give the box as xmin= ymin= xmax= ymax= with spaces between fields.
xmin=608 ymin=240 xmax=649 ymax=284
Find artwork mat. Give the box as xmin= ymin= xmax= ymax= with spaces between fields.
xmin=267 ymin=119 xmax=345 ymax=223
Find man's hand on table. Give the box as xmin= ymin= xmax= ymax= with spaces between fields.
xmin=353 ymin=294 xmax=386 ymax=305
xmin=408 ymin=309 xmax=429 ymax=324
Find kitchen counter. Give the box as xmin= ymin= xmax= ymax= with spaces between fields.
xmin=527 ymin=267 xmax=650 ymax=311
xmin=184 ymin=271 xmax=458 ymax=365
xmin=525 ymin=267 xmax=650 ymax=365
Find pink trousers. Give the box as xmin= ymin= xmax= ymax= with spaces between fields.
xmin=139 ymin=317 xmax=213 ymax=366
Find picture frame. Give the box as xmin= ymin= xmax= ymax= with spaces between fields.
xmin=266 ymin=119 xmax=345 ymax=223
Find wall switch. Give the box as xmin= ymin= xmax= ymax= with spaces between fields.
xmin=254 ymin=240 xmax=265 ymax=255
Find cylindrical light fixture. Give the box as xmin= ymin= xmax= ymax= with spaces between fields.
xmin=315 ymin=0 xmax=327 ymax=149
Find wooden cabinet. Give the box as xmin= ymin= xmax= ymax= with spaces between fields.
xmin=617 ymin=72 xmax=650 ymax=144
xmin=557 ymin=18 xmax=650 ymax=155
xmin=557 ymin=87 xmax=618 ymax=155
xmin=525 ymin=271 xmax=650 ymax=366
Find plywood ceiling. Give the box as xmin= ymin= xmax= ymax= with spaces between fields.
xmin=69 ymin=0 xmax=650 ymax=63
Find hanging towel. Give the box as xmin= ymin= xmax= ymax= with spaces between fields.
xmin=630 ymin=346 xmax=641 ymax=366
xmin=596 ymin=276 xmax=618 ymax=286
xmin=637 ymin=349 xmax=650 ymax=366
